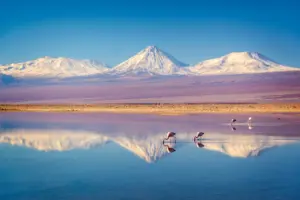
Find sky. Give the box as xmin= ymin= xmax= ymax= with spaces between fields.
xmin=1 ymin=0 xmax=300 ymax=67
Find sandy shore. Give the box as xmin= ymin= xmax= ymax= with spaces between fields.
xmin=1 ymin=103 xmax=300 ymax=115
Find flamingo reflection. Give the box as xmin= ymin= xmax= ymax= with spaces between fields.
xmin=248 ymin=124 xmax=253 ymax=130
xmin=163 ymin=144 xmax=176 ymax=153
xmin=195 ymin=142 xmax=205 ymax=148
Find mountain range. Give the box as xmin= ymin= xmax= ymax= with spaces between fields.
xmin=1 ymin=46 xmax=299 ymax=78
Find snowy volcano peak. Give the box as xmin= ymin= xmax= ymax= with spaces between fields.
xmin=143 ymin=45 xmax=187 ymax=66
xmin=1 ymin=49 xmax=299 ymax=79
xmin=224 ymin=51 xmax=277 ymax=65
xmin=110 ymin=46 xmax=188 ymax=75
xmin=188 ymin=51 xmax=299 ymax=75
xmin=0 ymin=57 xmax=109 ymax=78
xmin=143 ymin=45 xmax=158 ymax=52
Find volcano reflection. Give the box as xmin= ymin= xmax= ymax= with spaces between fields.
xmin=1 ymin=128 xmax=299 ymax=163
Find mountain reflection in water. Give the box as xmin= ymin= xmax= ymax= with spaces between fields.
xmin=1 ymin=113 xmax=300 ymax=200
xmin=1 ymin=112 xmax=300 ymax=163
xmin=1 ymin=128 xmax=299 ymax=163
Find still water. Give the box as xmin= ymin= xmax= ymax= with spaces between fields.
xmin=0 ymin=112 xmax=300 ymax=200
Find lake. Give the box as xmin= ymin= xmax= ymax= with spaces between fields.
xmin=0 ymin=112 xmax=300 ymax=200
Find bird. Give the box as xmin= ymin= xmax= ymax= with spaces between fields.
xmin=247 ymin=117 xmax=253 ymax=130
xmin=163 ymin=144 xmax=176 ymax=153
xmin=195 ymin=142 xmax=205 ymax=148
xmin=231 ymin=126 xmax=236 ymax=131
xmin=231 ymin=118 xmax=237 ymax=125
xmin=194 ymin=132 xmax=204 ymax=141
xmin=248 ymin=117 xmax=252 ymax=124
xmin=163 ymin=132 xmax=176 ymax=144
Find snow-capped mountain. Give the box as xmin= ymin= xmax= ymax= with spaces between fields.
xmin=1 ymin=48 xmax=299 ymax=79
xmin=0 ymin=56 xmax=109 ymax=78
xmin=109 ymin=46 xmax=189 ymax=75
xmin=188 ymin=52 xmax=299 ymax=75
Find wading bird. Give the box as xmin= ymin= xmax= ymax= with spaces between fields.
xmin=248 ymin=117 xmax=252 ymax=124
xmin=231 ymin=118 xmax=237 ymax=125
xmin=163 ymin=132 xmax=176 ymax=144
xmin=194 ymin=132 xmax=204 ymax=141
xmin=247 ymin=117 xmax=253 ymax=130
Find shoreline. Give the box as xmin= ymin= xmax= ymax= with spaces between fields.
xmin=1 ymin=103 xmax=300 ymax=115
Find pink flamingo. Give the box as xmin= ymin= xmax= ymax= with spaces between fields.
xmin=163 ymin=132 xmax=176 ymax=144
xmin=231 ymin=118 xmax=237 ymax=125
xmin=194 ymin=132 xmax=204 ymax=141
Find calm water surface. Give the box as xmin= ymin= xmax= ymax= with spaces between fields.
xmin=0 ymin=112 xmax=300 ymax=200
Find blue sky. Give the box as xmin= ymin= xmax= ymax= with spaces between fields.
xmin=1 ymin=0 xmax=299 ymax=67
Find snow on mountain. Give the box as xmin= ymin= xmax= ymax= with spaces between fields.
xmin=0 ymin=56 xmax=109 ymax=78
xmin=1 ymin=49 xmax=299 ymax=79
xmin=109 ymin=46 xmax=189 ymax=75
xmin=188 ymin=52 xmax=300 ymax=75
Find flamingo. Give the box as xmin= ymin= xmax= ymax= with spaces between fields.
xmin=163 ymin=132 xmax=176 ymax=144
xmin=247 ymin=117 xmax=253 ymax=130
xmin=163 ymin=144 xmax=176 ymax=153
xmin=194 ymin=132 xmax=204 ymax=141
xmin=231 ymin=118 xmax=237 ymax=125
xmin=231 ymin=119 xmax=237 ymax=130
xmin=248 ymin=117 xmax=252 ymax=124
